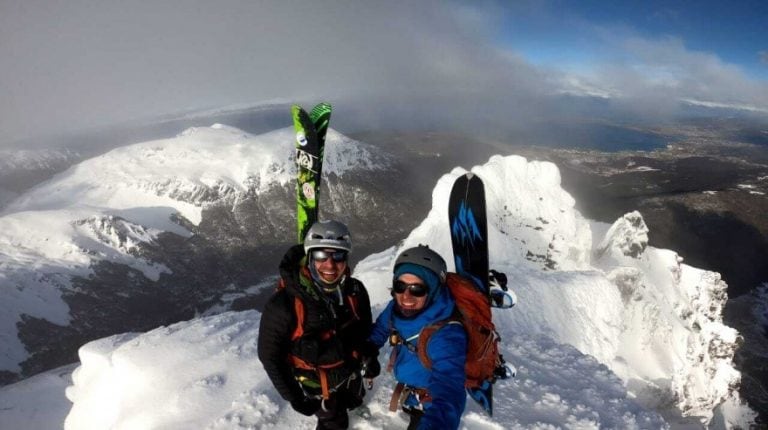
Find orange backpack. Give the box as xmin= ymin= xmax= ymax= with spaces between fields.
xmin=416 ymin=273 xmax=501 ymax=389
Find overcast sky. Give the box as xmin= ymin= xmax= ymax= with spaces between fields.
xmin=2 ymin=0 xmax=767 ymax=146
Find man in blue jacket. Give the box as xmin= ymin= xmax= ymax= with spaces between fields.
xmin=363 ymin=245 xmax=467 ymax=430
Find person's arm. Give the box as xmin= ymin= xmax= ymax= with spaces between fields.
xmin=257 ymin=291 xmax=302 ymax=402
xmin=419 ymin=324 xmax=468 ymax=430
xmin=356 ymin=280 xmax=373 ymax=334
xmin=367 ymin=301 xmax=393 ymax=348
xmin=359 ymin=301 xmax=394 ymax=379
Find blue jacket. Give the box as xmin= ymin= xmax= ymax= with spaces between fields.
xmin=369 ymin=286 xmax=467 ymax=430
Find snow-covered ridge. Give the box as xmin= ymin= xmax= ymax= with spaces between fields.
xmin=596 ymin=211 xmax=649 ymax=259
xmin=357 ymin=155 xmax=752 ymax=425
xmin=57 ymin=154 xmax=756 ymax=428
xmin=0 ymin=148 xmax=80 ymax=171
xmin=594 ymin=215 xmax=740 ymax=421
xmin=4 ymin=125 xmax=386 ymax=225
xmin=0 ymin=124 xmax=388 ymax=377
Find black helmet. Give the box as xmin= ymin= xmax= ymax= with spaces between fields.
xmin=304 ymin=220 xmax=352 ymax=253
xmin=394 ymin=244 xmax=447 ymax=283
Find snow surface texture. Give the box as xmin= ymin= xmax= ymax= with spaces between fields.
xmin=0 ymin=363 xmax=77 ymax=430
xmin=60 ymin=311 xmax=669 ymax=430
xmin=0 ymin=125 xmax=383 ymax=373
xmin=55 ymin=154 xmax=756 ymax=429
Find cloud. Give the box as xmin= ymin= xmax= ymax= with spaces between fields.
xmin=1 ymin=1 xmax=766 ymax=148
xmin=0 ymin=1 xmax=538 ymax=145
xmin=760 ymin=51 xmax=768 ymax=65
xmin=551 ymin=35 xmax=768 ymax=119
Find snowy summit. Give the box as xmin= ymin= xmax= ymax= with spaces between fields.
xmin=0 ymin=124 xmax=758 ymax=429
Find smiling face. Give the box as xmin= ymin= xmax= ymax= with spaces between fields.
xmin=394 ymin=273 xmax=428 ymax=313
xmin=311 ymin=248 xmax=348 ymax=284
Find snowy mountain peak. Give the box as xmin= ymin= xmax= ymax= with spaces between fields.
xmin=0 ymin=124 xmax=389 ymax=381
xmin=4 ymin=125 xmax=387 ymax=226
xmin=596 ymin=210 xmax=649 ymax=259
xmin=591 ymin=210 xmax=743 ymax=423
xmin=356 ymin=154 xmax=753 ymax=426
xmin=389 ymin=155 xmax=592 ymax=277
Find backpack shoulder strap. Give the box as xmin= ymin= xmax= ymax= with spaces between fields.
xmin=276 ymin=274 xmax=309 ymax=342
xmin=342 ymin=279 xmax=362 ymax=321
xmin=291 ymin=297 xmax=305 ymax=341
xmin=416 ymin=316 xmax=463 ymax=370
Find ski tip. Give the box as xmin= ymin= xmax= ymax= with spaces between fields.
xmin=309 ymin=103 xmax=332 ymax=120
xmin=463 ymin=172 xmax=485 ymax=184
xmin=312 ymin=102 xmax=332 ymax=110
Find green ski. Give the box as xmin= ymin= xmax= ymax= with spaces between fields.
xmin=293 ymin=103 xmax=332 ymax=243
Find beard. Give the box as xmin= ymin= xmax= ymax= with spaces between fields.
xmin=395 ymin=303 xmax=423 ymax=318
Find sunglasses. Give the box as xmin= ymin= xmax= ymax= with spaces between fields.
xmin=392 ymin=280 xmax=428 ymax=297
xmin=310 ymin=249 xmax=348 ymax=263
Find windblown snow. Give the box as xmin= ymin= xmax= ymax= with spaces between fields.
xmin=0 ymin=125 xmax=758 ymax=429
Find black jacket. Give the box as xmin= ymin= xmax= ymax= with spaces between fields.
xmin=257 ymin=244 xmax=373 ymax=402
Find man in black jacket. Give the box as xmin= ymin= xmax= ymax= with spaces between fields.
xmin=257 ymin=220 xmax=374 ymax=430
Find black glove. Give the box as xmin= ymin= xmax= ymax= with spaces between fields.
xmin=489 ymin=269 xmax=508 ymax=291
xmin=290 ymin=397 xmax=321 ymax=416
xmin=358 ymin=341 xmax=381 ymax=379
xmin=362 ymin=356 xmax=381 ymax=379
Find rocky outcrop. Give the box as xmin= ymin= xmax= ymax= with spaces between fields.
xmin=596 ymin=211 xmax=743 ymax=424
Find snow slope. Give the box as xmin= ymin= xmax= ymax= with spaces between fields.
xmin=0 ymin=125 xmax=384 ymax=375
xmin=0 ymin=363 xmax=77 ymax=430
xmin=0 ymin=127 xmax=757 ymax=428
xmin=58 ymin=310 xmax=667 ymax=430
xmin=54 ymin=154 xmax=756 ymax=429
